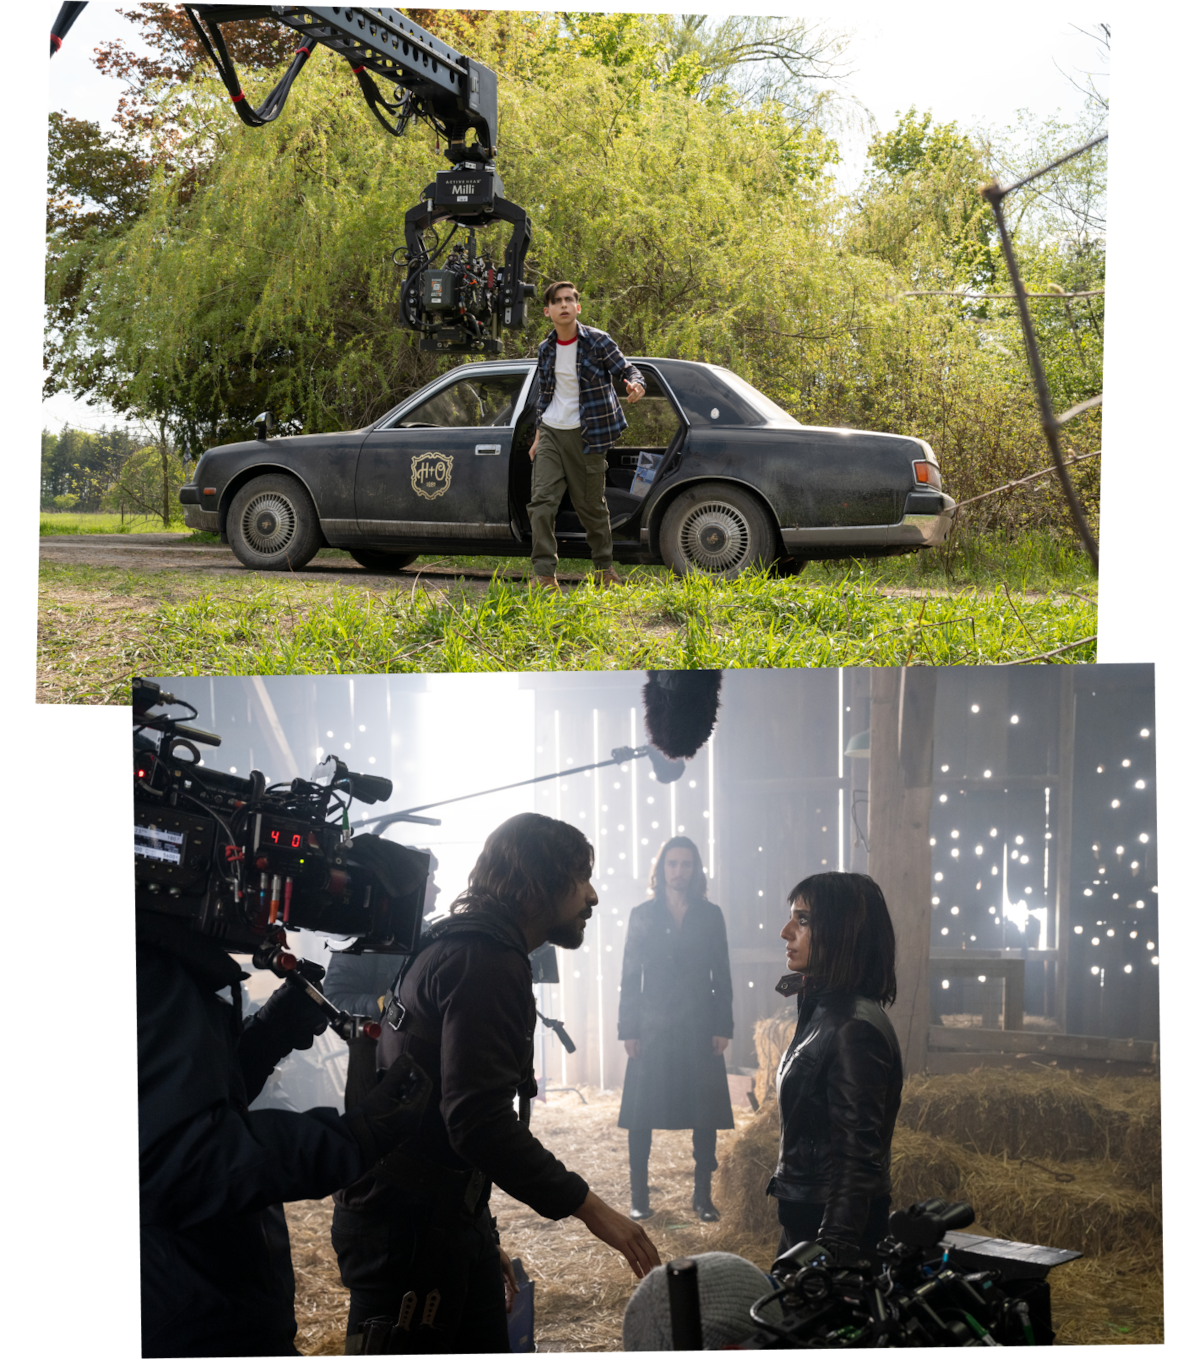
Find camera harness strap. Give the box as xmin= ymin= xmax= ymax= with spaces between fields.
xmin=350 ymin=913 xmax=540 ymax=1348
xmin=375 ymin=915 xmax=538 ymax=1211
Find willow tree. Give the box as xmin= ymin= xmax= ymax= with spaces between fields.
xmin=47 ymin=33 xmax=878 ymax=440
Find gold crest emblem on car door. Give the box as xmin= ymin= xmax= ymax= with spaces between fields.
xmin=410 ymin=452 xmax=454 ymax=500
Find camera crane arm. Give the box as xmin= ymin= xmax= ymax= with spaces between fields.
xmin=50 ymin=3 xmax=535 ymax=354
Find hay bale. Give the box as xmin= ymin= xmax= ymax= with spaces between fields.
xmin=752 ymin=1009 xmax=795 ymax=1106
xmin=711 ymin=1086 xmax=1162 ymax=1264
xmin=713 ymin=1099 xmax=780 ymax=1238
xmin=898 ymin=1069 xmax=1161 ymax=1195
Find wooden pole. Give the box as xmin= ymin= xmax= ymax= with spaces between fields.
xmin=1053 ymin=669 xmax=1077 ymax=1033
xmin=868 ymin=668 xmax=937 ymax=1075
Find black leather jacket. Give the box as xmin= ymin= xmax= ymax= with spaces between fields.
xmin=767 ymin=976 xmax=903 ymax=1255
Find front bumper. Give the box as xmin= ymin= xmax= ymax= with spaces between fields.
xmin=180 ymin=483 xmax=220 ymax=532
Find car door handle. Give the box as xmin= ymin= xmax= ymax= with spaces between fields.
xmin=475 ymin=444 xmax=502 ymax=456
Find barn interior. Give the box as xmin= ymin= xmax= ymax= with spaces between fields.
xmin=155 ymin=666 xmax=1161 ymax=1348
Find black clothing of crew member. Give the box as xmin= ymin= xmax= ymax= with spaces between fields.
xmin=767 ymin=973 xmax=903 ymax=1263
xmin=617 ymin=898 xmax=735 ymax=1211
xmin=332 ymin=914 xmax=589 ymax=1353
xmin=137 ymin=918 xmax=367 ymax=1358
xmin=324 ymin=948 xmax=406 ymax=1110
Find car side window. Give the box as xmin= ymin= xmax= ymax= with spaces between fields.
xmin=393 ymin=372 xmax=528 ymax=429
xmin=611 ymin=370 xmax=683 ymax=449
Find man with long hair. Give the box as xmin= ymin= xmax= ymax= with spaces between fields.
xmin=331 ymin=813 xmax=659 ymax=1353
xmin=617 ymin=836 xmax=735 ymax=1222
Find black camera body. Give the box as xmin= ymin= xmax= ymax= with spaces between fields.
xmin=133 ymin=681 xmax=427 ymax=960
xmin=398 ymin=169 xmax=535 ymax=355
xmin=730 ymin=1199 xmax=1078 ymax=1349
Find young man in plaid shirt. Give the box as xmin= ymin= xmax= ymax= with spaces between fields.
xmin=527 ymin=281 xmax=645 ymax=587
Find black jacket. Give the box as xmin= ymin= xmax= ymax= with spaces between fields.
xmin=767 ymin=976 xmax=903 ymax=1255
xmin=338 ymin=913 xmax=589 ymax=1221
xmin=616 ymin=897 xmax=735 ymax=1131
xmin=137 ymin=920 xmax=366 ymax=1357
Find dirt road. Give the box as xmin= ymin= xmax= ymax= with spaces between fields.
xmin=40 ymin=534 xmax=1039 ymax=599
xmin=39 ymin=533 xmax=554 ymax=586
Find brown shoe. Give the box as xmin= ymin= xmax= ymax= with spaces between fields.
xmin=595 ymin=567 xmax=623 ymax=587
xmin=535 ymin=574 xmax=560 ymax=590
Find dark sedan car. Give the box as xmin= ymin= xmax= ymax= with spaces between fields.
xmin=179 ymin=357 xmax=955 ymax=577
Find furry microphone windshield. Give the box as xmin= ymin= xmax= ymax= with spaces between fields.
xmin=642 ymin=670 xmax=723 ymax=760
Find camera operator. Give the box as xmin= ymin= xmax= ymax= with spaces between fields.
xmin=331 ymin=812 xmax=661 ymax=1354
xmin=137 ymin=911 xmax=431 ymax=1358
xmin=769 ymin=873 xmax=904 ymax=1265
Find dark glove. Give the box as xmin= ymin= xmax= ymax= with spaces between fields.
xmin=253 ymin=977 xmax=330 ymax=1051
xmin=342 ymin=1052 xmax=432 ymax=1167
xmin=815 ymin=1238 xmax=867 ymax=1270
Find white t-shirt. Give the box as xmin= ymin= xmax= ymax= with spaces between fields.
xmin=542 ymin=336 xmax=581 ymax=429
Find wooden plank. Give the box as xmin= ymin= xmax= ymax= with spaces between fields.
xmin=869 ymin=669 xmax=937 ymax=1075
xmin=1053 ymin=669 xmax=1076 ymax=1033
xmin=927 ymin=1025 xmax=1156 ymax=1064
xmin=927 ymin=957 xmax=1025 ymax=1030
xmin=931 ymin=775 xmax=1060 ymax=790
xmin=925 ymin=1050 xmax=1159 ymax=1078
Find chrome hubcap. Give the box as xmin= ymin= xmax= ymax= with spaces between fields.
xmin=679 ymin=502 xmax=751 ymax=573
xmin=241 ymin=493 xmax=296 ymax=555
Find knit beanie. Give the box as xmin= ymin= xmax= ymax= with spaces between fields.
xmin=622 ymin=1251 xmax=784 ymax=1350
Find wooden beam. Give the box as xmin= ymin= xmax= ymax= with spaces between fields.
xmin=928 ymin=957 xmax=1025 ymax=1030
xmin=869 ymin=668 xmax=937 ymax=1075
xmin=1053 ymin=669 xmax=1077 ymax=1032
xmin=927 ymin=1025 xmax=1156 ymax=1065
xmin=925 ymin=1051 xmax=1158 ymax=1078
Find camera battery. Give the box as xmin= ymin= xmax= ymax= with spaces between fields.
xmin=422 ymin=270 xmax=458 ymax=312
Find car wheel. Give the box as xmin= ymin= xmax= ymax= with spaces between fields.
xmin=227 ymin=474 xmax=323 ymax=571
xmin=660 ymin=483 xmax=777 ymax=579
xmin=349 ymin=549 xmax=420 ymax=573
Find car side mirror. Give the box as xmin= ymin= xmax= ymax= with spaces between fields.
xmin=254 ymin=410 xmax=276 ymax=442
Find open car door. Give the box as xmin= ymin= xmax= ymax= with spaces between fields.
xmin=507 ymin=364 xmax=685 ymax=541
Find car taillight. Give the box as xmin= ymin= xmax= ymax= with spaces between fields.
xmin=913 ymin=461 xmax=942 ymax=490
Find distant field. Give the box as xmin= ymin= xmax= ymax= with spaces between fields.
xmin=39 ymin=511 xmax=184 ymax=535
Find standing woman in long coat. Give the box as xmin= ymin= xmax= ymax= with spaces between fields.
xmin=617 ymin=836 xmax=735 ymax=1221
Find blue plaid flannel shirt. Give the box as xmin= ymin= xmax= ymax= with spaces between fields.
xmin=535 ymin=323 xmax=644 ymax=454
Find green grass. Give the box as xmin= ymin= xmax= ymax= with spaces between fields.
xmin=39 ymin=511 xmax=185 ymax=535
xmin=39 ymin=512 xmax=1094 ymax=594
xmin=35 ymin=559 xmax=1094 ymax=703
xmin=407 ymin=528 xmax=1096 ymax=595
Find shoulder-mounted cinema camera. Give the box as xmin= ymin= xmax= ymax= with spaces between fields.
xmin=133 ymin=680 xmax=428 ymax=970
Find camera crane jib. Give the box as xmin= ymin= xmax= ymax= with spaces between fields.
xmin=50 ymin=4 xmax=536 ymax=355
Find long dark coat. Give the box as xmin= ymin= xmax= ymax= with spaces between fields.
xmin=617 ymin=897 xmax=736 ymax=1131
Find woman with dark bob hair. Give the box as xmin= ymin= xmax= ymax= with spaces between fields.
xmin=767 ymin=872 xmax=903 ymax=1264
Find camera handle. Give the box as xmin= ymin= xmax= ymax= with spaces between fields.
xmin=255 ymin=942 xmax=383 ymax=1043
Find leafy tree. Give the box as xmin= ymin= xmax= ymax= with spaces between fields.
xmin=40 ymin=426 xmax=143 ymax=510
xmin=646 ymin=14 xmax=858 ymax=128
xmin=853 ymin=107 xmax=997 ymax=293
xmin=44 ymin=12 xmax=1102 ymax=544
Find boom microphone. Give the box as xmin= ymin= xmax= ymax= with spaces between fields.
xmin=642 ymin=671 xmax=723 ymax=760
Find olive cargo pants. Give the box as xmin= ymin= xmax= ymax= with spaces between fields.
xmin=527 ymin=424 xmax=612 ymax=575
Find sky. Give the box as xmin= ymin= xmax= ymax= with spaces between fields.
xmin=41 ymin=4 xmax=1108 ymax=432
